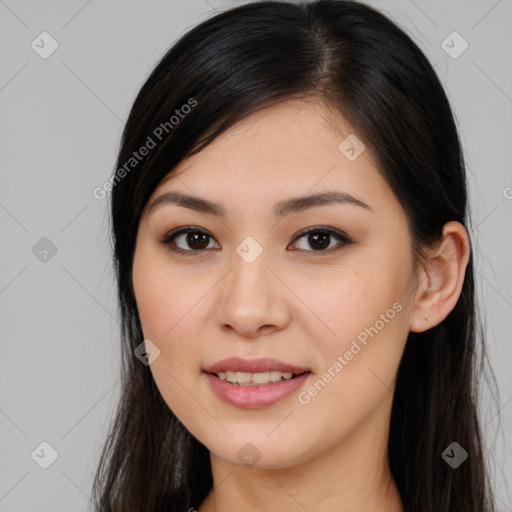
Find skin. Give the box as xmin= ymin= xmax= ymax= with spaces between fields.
xmin=132 ymin=99 xmax=470 ymax=512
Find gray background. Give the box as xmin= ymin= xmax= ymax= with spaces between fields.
xmin=0 ymin=0 xmax=511 ymax=510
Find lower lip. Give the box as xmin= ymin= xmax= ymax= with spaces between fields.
xmin=204 ymin=372 xmax=311 ymax=409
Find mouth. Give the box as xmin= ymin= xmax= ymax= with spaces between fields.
xmin=203 ymin=356 xmax=311 ymax=376
xmin=203 ymin=357 xmax=312 ymax=408
xmin=210 ymin=370 xmax=310 ymax=386
xmin=204 ymin=366 xmax=312 ymax=409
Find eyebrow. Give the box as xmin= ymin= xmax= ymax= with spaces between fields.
xmin=146 ymin=190 xmax=372 ymax=219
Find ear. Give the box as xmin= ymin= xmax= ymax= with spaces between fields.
xmin=409 ymin=221 xmax=471 ymax=333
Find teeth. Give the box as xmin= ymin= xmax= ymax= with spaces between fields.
xmin=218 ymin=370 xmax=295 ymax=385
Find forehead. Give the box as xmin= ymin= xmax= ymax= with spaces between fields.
xmin=147 ymin=99 xmax=400 ymax=219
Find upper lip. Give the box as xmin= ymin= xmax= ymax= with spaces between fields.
xmin=203 ymin=357 xmax=310 ymax=375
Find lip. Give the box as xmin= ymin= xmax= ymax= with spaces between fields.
xmin=205 ymin=372 xmax=311 ymax=409
xmin=203 ymin=356 xmax=310 ymax=374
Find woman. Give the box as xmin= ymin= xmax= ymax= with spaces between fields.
xmin=92 ymin=1 xmax=497 ymax=510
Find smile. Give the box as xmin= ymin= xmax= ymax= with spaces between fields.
xmin=216 ymin=370 xmax=297 ymax=385
xmin=205 ymin=371 xmax=311 ymax=408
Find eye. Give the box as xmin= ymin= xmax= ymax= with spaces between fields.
xmin=160 ymin=225 xmax=352 ymax=256
xmin=160 ymin=226 xmax=220 ymax=256
xmin=289 ymin=226 xmax=352 ymax=254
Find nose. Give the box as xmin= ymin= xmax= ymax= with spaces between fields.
xmin=216 ymin=243 xmax=291 ymax=338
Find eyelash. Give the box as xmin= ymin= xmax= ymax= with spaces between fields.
xmin=160 ymin=225 xmax=352 ymax=257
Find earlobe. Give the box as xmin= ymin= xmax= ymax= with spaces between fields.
xmin=409 ymin=221 xmax=470 ymax=333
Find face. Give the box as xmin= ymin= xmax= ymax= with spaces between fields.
xmin=132 ymin=99 xmax=419 ymax=469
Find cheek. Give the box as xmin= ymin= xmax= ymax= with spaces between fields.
xmin=132 ymin=243 xmax=219 ymax=365
xmin=295 ymin=252 xmax=411 ymax=417
xmin=132 ymin=246 xmax=204 ymax=405
xmin=133 ymin=242 xmax=198 ymax=340
xmin=133 ymin=272 xmax=177 ymax=340
xmin=302 ymin=254 xmax=409 ymax=354
xmin=134 ymin=275 xmax=205 ymax=380
xmin=292 ymin=268 xmax=408 ymax=446
xmin=133 ymin=257 xmax=207 ymax=424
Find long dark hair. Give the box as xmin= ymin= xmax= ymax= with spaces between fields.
xmin=92 ymin=1 xmax=498 ymax=510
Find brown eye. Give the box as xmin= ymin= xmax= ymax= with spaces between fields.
xmin=183 ymin=231 xmax=210 ymax=250
xmin=161 ymin=225 xmax=352 ymax=257
xmin=161 ymin=226 xmax=219 ymax=255
xmin=290 ymin=227 xmax=352 ymax=253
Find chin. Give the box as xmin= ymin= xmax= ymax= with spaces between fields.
xmin=205 ymin=435 xmax=311 ymax=470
